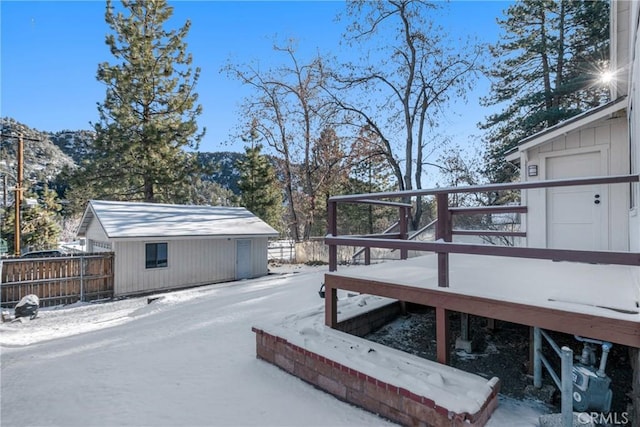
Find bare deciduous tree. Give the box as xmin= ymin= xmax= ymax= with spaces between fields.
xmin=326 ymin=0 xmax=481 ymax=229
xmin=225 ymin=45 xmax=348 ymax=240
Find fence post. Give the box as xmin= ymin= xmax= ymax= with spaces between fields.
xmin=79 ymin=254 xmax=85 ymax=302
xmin=435 ymin=193 xmax=451 ymax=287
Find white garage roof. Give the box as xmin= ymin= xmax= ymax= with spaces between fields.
xmin=77 ymin=200 xmax=279 ymax=239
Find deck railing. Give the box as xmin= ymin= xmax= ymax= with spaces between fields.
xmin=325 ymin=174 xmax=640 ymax=287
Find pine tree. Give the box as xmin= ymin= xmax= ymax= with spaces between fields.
xmin=480 ymin=0 xmax=610 ymax=183
xmin=71 ymin=0 xmax=204 ymax=205
xmin=2 ymin=186 xmax=62 ymax=253
xmin=236 ymin=128 xmax=283 ymax=232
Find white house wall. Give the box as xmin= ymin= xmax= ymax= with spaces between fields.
xmin=523 ymin=116 xmax=629 ymax=250
xmin=628 ymin=0 xmax=640 ymax=252
xmin=113 ymin=237 xmax=269 ymax=296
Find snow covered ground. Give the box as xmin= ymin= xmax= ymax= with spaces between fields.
xmin=1 ymin=263 xmax=549 ymax=426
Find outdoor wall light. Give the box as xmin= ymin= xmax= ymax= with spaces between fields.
xmin=527 ymin=164 xmax=538 ymax=177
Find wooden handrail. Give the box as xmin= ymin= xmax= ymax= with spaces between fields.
xmin=452 ymin=230 xmax=527 ymax=238
xmin=325 ymin=236 xmax=640 ymax=266
xmin=326 ymin=174 xmax=640 ymax=279
xmin=329 ymin=174 xmax=639 ymax=202
xmin=449 ymin=205 xmax=528 ymax=215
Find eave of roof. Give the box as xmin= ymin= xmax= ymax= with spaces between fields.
xmin=504 ymin=97 xmax=628 ymax=162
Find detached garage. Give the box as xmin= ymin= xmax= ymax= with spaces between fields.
xmin=76 ymin=200 xmax=279 ymax=296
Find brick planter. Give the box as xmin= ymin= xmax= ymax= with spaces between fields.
xmin=252 ymin=327 xmax=500 ymax=427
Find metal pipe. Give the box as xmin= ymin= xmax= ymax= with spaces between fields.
xmin=539 ymin=353 xmax=561 ymax=389
xmin=561 ymin=346 xmax=574 ymax=427
xmin=540 ymin=328 xmax=562 ymax=356
xmin=534 ymin=327 xmax=542 ymax=388
xmin=597 ymin=342 xmax=612 ymax=377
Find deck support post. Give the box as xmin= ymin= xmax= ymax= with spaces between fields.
xmin=435 ymin=193 xmax=451 ymax=287
xmin=436 ymin=307 xmax=450 ymax=365
xmin=455 ymin=313 xmax=473 ymax=353
xmin=325 ymin=283 xmax=338 ymax=328
xmin=399 ymin=301 xmax=407 ymax=315
xmin=364 ymin=247 xmax=370 ymax=265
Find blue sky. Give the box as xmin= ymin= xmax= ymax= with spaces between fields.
xmin=1 ymin=1 xmax=511 ymax=153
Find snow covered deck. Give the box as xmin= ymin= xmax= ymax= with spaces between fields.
xmin=324 ymin=254 xmax=640 ymax=355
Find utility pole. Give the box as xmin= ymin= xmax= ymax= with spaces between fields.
xmin=14 ymin=134 xmax=24 ymax=256
xmin=0 ymin=131 xmax=38 ymax=256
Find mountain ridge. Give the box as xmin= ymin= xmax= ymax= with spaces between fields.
xmin=0 ymin=117 xmax=245 ymax=198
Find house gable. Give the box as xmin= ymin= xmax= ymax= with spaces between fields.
xmin=505 ymin=98 xmax=627 ymax=163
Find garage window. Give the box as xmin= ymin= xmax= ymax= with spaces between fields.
xmin=146 ymin=243 xmax=168 ymax=268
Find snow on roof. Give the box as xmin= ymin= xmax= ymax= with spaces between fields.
xmin=77 ymin=200 xmax=279 ymax=239
xmin=504 ymin=97 xmax=627 ymax=162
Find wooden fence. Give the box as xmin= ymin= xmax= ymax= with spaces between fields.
xmin=1 ymin=253 xmax=114 ymax=308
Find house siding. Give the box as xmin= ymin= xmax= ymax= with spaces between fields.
xmin=249 ymin=237 xmax=269 ymax=278
xmin=112 ymin=237 xmax=269 ymax=296
xmin=629 ymin=0 xmax=640 ymax=252
xmin=523 ymin=116 xmax=629 ymax=250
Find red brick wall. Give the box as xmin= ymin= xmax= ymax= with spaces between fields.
xmin=334 ymin=301 xmax=401 ymax=337
xmin=253 ymin=327 xmax=500 ymax=427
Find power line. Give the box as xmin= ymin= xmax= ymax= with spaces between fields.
xmin=0 ymin=133 xmax=41 ymax=142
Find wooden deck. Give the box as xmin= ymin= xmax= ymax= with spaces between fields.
xmin=324 ymin=254 xmax=640 ymax=364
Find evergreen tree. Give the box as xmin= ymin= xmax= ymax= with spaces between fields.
xmin=70 ymin=0 xmax=204 ymax=205
xmin=22 ymin=186 xmax=62 ymax=251
xmin=2 ymin=185 xmax=62 ymax=253
xmin=236 ymin=128 xmax=283 ymax=232
xmin=480 ymin=0 xmax=610 ymax=183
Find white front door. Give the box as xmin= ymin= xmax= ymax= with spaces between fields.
xmin=545 ymin=151 xmax=608 ymax=250
xmin=236 ymin=239 xmax=252 ymax=280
